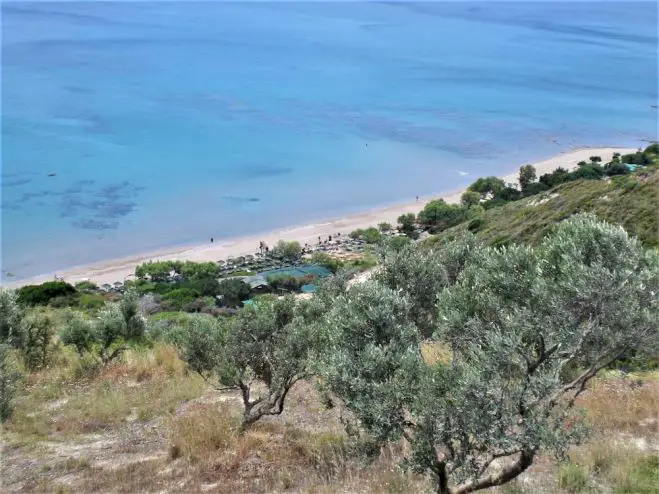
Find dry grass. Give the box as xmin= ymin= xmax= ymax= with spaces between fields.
xmin=569 ymin=439 xmax=659 ymax=494
xmin=168 ymin=403 xmax=239 ymax=460
xmin=6 ymin=340 xmax=659 ymax=494
xmin=50 ymin=374 xmax=204 ymax=434
xmin=6 ymin=344 xmax=204 ymax=438
xmin=124 ymin=342 xmax=188 ymax=381
xmin=163 ymin=402 xmax=430 ymax=493
xmin=578 ymin=374 xmax=659 ymax=434
xmin=420 ymin=341 xmax=452 ymax=365
xmin=41 ymin=458 xmax=169 ymax=494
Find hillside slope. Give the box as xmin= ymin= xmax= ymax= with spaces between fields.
xmin=440 ymin=169 xmax=659 ymax=248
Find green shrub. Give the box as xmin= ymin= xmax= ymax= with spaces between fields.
xmin=189 ymin=277 xmax=221 ymax=297
xmin=216 ymin=279 xmax=251 ymax=308
xmin=363 ymin=227 xmax=382 ymax=244
xmin=135 ymin=260 xmax=181 ymax=281
xmin=310 ymin=252 xmax=344 ymax=274
xmin=467 ymin=216 xmax=485 ymax=232
xmin=60 ymin=309 xmax=95 ymax=356
xmin=644 ymin=143 xmax=659 ymax=155
xmin=539 ymin=167 xmax=571 ymax=188
xmin=605 ymin=162 xmax=630 ymax=176
xmin=570 ymin=164 xmax=604 ymax=180
xmin=0 ymin=288 xmax=22 ymax=345
xmin=382 ymin=235 xmax=411 ymax=252
xmin=490 ymin=234 xmax=512 ymax=248
xmin=343 ymin=253 xmax=378 ymax=272
xmin=496 ymin=186 xmax=523 ymax=202
xmin=78 ymin=293 xmax=107 ymax=310
xmin=183 ymin=297 xmax=215 ymax=313
xmin=613 ymin=455 xmax=659 ymax=494
xmin=71 ymin=352 xmax=102 ymax=380
xmin=179 ymin=261 xmax=220 ymax=281
xmin=417 ymin=199 xmax=468 ymax=233
xmin=272 ymin=240 xmax=302 ymax=261
xmin=460 ymin=191 xmax=481 ymax=208
xmin=174 ymin=295 xmax=320 ymax=428
xmin=72 ymin=291 xmax=148 ymax=364
xmin=350 ymin=227 xmax=382 ymax=244
xmin=467 ymin=176 xmax=506 ymax=200
xmin=267 ymin=274 xmax=302 ymax=292
xmin=18 ymin=310 xmax=56 ymax=371
xmin=161 ymin=288 xmax=200 ymax=311
xmin=522 ymin=181 xmax=549 ymax=196
xmin=17 ymin=281 xmax=77 ymax=306
xmin=397 ymin=213 xmax=418 ymax=239
xmin=74 ymin=281 xmax=98 ymax=292
xmin=558 ymin=463 xmax=590 ymax=493
xmin=0 ymin=344 xmax=22 ymax=422
xmin=621 ymin=151 xmax=652 ymax=166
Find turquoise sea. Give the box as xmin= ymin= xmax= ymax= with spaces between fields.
xmin=2 ymin=1 xmax=657 ymax=281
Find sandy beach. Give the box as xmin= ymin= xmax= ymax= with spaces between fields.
xmin=4 ymin=147 xmax=637 ymax=288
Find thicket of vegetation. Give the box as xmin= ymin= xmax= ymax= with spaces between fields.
xmin=438 ymin=165 xmax=659 ymax=250
xmin=383 ymin=144 xmax=659 ymax=245
xmin=2 ymin=213 xmax=657 ymax=493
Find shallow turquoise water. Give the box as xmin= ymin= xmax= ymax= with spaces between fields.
xmin=2 ymin=1 xmax=657 ymax=280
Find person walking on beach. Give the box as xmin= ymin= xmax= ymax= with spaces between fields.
xmin=210 ymin=237 xmax=214 ymax=243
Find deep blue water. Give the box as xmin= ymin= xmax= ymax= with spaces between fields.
xmin=2 ymin=1 xmax=657 ymax=280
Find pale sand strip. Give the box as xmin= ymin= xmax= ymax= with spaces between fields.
xmin=4 ymin=147 xmax=637 ymax=288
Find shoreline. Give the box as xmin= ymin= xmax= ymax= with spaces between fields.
xmin=3 ymin=146 xmax=637 ymax=288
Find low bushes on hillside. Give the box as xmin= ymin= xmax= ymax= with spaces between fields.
xmin=17 ymin=281 xmax=77 ymax=307
xmin=349 ymin=227 xmax=382 ymax=244
xmin=173 ymin=296 xmax=323 ymax=428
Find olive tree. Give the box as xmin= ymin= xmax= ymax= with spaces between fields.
xmin=0 ymin=343 xmax=21 ymax=422
xmin=60 ymin=291 xmax=147 ymax=364
xmin=518 ymin=164 xmax=537 ymax=191
xmin=0 ymin=287 xmax=22 ymax=420
xmin=179 ymin=261 xmax=220 ymax=281
xmin=95 ymin=290 xmax=147 ymax=363
xmin=397 ymin=213 xmax=418 ymax=239
xmin=375 ymin=236 xmax=479 ymax=337
xmin=18 ymin=309 xmax=55 ymax=371
xmin=272 ymin=240 xmax=302 ymax=262
xmin=460 ymin=191 xmax=481 ymax=208
xmin=0 ymin=288 xmax=22 ymax=346
xmin=176 ymin=295 xmax=322 ymax=429
xmin=60 ymin=309 xmax=95 ymax=357
xmin=417 ymin=199 xmax=468 ymax=233
xmin=135 ymin=260 xmax=181 ymax=281
xmin=467 ymin=176 xmax=506 ymax=201
xmin=1 ymin=288 xmax=55 ymax=372
xmin=319 ymin=214 xmax=658 ymax=493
